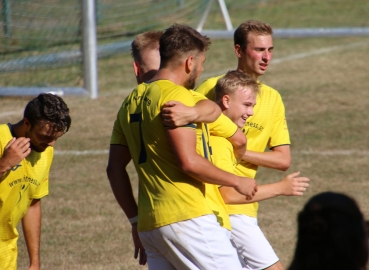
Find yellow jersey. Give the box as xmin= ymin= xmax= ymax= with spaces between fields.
xmin=190 ymin=91 xmax=237 ymax=231
xmin=196 ymin=76 xmax=290 ymax=217
xmin=0 ymin=124 xmax=51 ymax=270
xmin=111 ymin=80 xmax=214 ymax=232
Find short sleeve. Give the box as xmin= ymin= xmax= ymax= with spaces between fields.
xmin=208 ymin=113 xmax=238 ymax=139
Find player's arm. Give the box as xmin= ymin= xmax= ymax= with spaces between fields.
xmin=106 ymin=144 xmax=146 ymax=265
xmin=219 ymin=171 xmax=309 ymax=204
xmin=22 ymin=199 xmax=41 ymax=270
xmin=209 ymin=113 xmax=246 ymax=163
xmin=166 ymin=127 xmax=257 ymax=198
xmin=241 ymin=144 xmax=291 ymax=171
xmin=161 ymin=99 xmax=221 ymax=127
xmin=0 ymin=137 xmax=31 ymax=177
xmin=227 ymin=128 xmax=246 ymax=163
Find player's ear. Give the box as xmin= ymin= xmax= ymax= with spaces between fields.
xmin=133 ymin=61 xmax=140 ymax=77
xmin=222 ymin=95 xmax=231 ymax=109
xmin=185 ymin=56 xmax=195 ymax=74
xmin=23 ymin=118 xmax=31 ymax=131
xmin=234 ymin=44 xmax=243 ymax=58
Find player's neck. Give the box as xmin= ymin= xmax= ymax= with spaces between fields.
xmin=149 ymin=68 xmax=187 ymax=87
xmin=10 ymin=121 xmax=26 ymax=138
xmin=236 ymin=67 xmax=259 ymax=81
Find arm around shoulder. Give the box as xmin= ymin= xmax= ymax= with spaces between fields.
xmin=161 ymin=99 xmax=221 ymax=127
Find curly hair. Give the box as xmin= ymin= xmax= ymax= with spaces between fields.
xmin=24 ymin=93 xmax=71 ymax=133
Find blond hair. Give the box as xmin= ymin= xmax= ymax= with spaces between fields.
xmin=131 ymin=31 xmax=163 ymax=63
xmin=215 ymin=70 xmax=260 ymax=103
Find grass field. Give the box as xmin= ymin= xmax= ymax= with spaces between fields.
xmin=2 ymin=34 xmax=367 ymax=270
xmin=1 ymin=1 xmax=369 ymax=269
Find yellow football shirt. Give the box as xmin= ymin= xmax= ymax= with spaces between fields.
xmin=111 ymin=80 xmax=213 ymax=232
xmin=205 ymin=135 xmax=237 ymax=230
xmin=196 ymin=77 xmax=291 ymax=217
xmin=0 ymin=124 xmax=51 ymax=270
xmin=190 ymin=91 xmax=237 ymax=231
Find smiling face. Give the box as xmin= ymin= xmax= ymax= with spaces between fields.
xmin=222 ymin=86 xmax=256 ymax=128
xmin=237 ymin=33 xmax=273 ymax=78
xmin=25 ymin=120 xmax=64 ymax=152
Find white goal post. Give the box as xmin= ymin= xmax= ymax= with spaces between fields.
xmin=0 ymin=0 xmax=97 ymax=99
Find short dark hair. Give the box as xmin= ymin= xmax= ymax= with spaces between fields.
xmin=24 ymin=93 xmax=71 ymax=133
xmin=131 ymin=31 xmax=163 ymax=63
xmin=159 ymin=24 xmax=211 ymax=68
xmin=289 ymin=192 xmax=369 ymax=270
xmin=234 ymin=20 xmax=273 ymax=51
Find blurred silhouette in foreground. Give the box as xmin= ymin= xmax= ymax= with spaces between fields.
xmin=288 ymin=192 xmax=368 ymax=270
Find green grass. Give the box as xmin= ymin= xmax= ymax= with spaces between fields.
xmin=5 ymin=34 xmax=368 ymax=270
xmin=1 ymin=1 xmax=369 ymax=269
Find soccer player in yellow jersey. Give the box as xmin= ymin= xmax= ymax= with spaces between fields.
xmin=107 ymin=24 xmax=257 ymax=269
xmin=211 ymin=71 xmax=309 ymax=270
xmin=107 ymin=30 xmax=248 ymax=266
xmin=0 ymin=94 xmax=71 ymax=270
xmin=194 ymin=20 xmax=298 ymax=270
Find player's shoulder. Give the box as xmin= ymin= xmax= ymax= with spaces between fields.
xmin=196 ymin=74 xmax=224 ymax=90
xmin=189 ymin=90 xmax=207 ymax=101
xmin=0 ymin=124 xmax=12 ymax=143
xmin=0 ymin=123 xmax=9 ymax=132
xmin=259 ymin=83 xmax=283 ymax=100
xmin=42 ymin=146 xmax=54 ymax=160
xmin=260 ymin=83 xmax=279 ymax=94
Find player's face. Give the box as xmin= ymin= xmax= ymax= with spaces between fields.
xmin=240 ymin=33 xmax=273 ymax=77
xmin=226 ymin=87 xmax=256 ymax=128
xmin=185 ymin=52 xmax=206 ymax=89
xmin=25 ymin=120 xmax=64 ymax=152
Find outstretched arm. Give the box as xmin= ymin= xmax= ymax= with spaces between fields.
xmin=106 ymin=144 xmax=146 ymax=265
xmin=22 ymin=199 xmax=41 ymax=270
xmin=161 ymin=99 xmax=221 ymax=127
xmin=241 ymin=144 xmax=291 ymax=171
xmin=220 ymin=171 xmax=309 ymax=204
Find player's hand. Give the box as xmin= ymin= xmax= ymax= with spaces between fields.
xmin=161 ymin=100 xmax=196 ymax=127
xmin=280 ymin=171 xmax=309 ymax=196
xmin=3 ymin=137 xmax=31 ymax=168
xmin=132 ymin=224 xmax=147 ymax=265
xmin=234 ymin=177 xmax=258 ymax=200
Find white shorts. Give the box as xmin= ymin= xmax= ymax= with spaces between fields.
xmin=139 ymin=214 xmax=242 ymax=270
xmin=230 ymin=214 xmax=279 ymax=270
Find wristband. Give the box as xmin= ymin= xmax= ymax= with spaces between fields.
xmin=128 ymin=215 xmax=138 ymax=225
